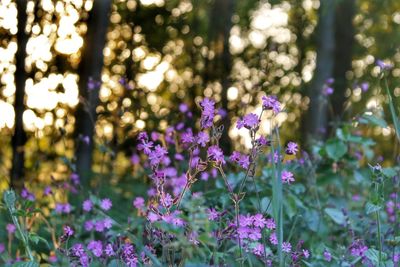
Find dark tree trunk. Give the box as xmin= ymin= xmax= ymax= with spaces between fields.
xmin=11 ymin=0 xmax=28 ymax=188
xmin=74 ymin=0 xmax=112 ymax=188
xmin=305 ymin=0 xmax=335 ymax=144
xmin=331 ymin=0 xmax=355 ymax=126
xmin=208 ymin=0 xmax=235 ymax=152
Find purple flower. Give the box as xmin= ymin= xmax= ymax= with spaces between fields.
xmin=303 ymin=249 xmax=310 ymax=259
xmin=148 ymin=145 xmax=168 ymax=166
xmin=103 ymin=218 xmax=113 ymax=229
xmin=207 ymin=208 xmax=219 ymax=221
xmin=179 ymin=103 xmax=189 ymax=113
xmin=131 ymin=154 xmax=140 ymax=165
xmin=230 ymin=151 xmax=241 ymax=162
xmin=63 ymin=203 xmax=72 ymax=213
xmin=326 ymin=78 xmax=335 ymax=84
xmin=6 ymin=224 xmax=16 ymax=234
xmin=323 ymin=250 xmax=332 ymax=262
xmin=21 ymin=187 xmax=35 ymax=201
xmin=87 ymin=240 xmax=103 ymax=257
xmin=207 ymin=145 xmax=225 ymax=164
xmin=199 ymin=98 xmax=215 ymax=129
xmin=237 ymin=113 xmax=259 ymax=129
xmin=82 ymin=135 xmax=90 ymax=145
xmin=137 ymin=140 xmax=154 ymax=155
xmin=181 ymin=129 xmax=194 ymax=144
xmin=265 ymin=218 xmax=276 ymax=230
xmin=94 ymin=220 xmax=106 ymax=232
xmin=238 ymin=154 xmax=250 ymax=169
xmin=133 ymin=197 xmax=145 ymax=209
xmin=349 ymin=240 xmax=368 ymax=257
xmin=285 ymin=141 xmax=299 ymax=155
xmin=323 ymin=86 xmax=334 ymax=96
xmin=262 ymin=95 xmax=281 ymax=114
xmin=239 ymin=214 xmax=253 ymax=227
xmin=269 ymin=232 xmax=278 ymax=245
xmin=122 ymin=243 xmax=138 ymax=267
xmin=360 ymin=82 xmax=369 ymax=92
xmin=376 ymin=59 xmax=393 ymax=70
xmin=282 ymin=242 xmax=291 ymax=253
xmin=84 ymin=220 xmax=94 ymax=231
xmin=0 ymin=243 xmax=5 ymax=254
xmin=196 ymin=132 xmax=209 ymax=147
xmin=43 ymin=186 xmax=52 ymax=196
xmin=100 ymin=198 xmax=112 ymax=211
xmin=253 ymin=214 xmax=267 ymax=228
xmin=88 ymin=77 xmax=101 ymax=90
xmin=82 ymin=199 xmax=93 ymax=212
xmin=253 ymin=243 xmax=264 ymax=256
xmin=147 ymin=212 xmax=159 ymax=223
xmin=105 ymin=243 xmax=115 ymax=256
xmin=63 ymin=225 xmax=74 ymax=236
xmin=71 ymin=243 xmax=89 ymax=267
xmin=161 ymin=193 xmax=173 ymax=208
xmin=70 ymin=173 xmax=80 ymax=185
xmin=281 ymin=171 xmax=295 ymax=184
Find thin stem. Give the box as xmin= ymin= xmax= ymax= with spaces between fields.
xmin=376 ymin=210 xmax=382 ymax=266
xmin=234 ymin=201 xmax=243 ymax=267
xmin=8 ymin=207 xmax=34 ymax=260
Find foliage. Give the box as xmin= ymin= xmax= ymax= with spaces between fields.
xmin=1 ymin=89 xmax=399 ymax=266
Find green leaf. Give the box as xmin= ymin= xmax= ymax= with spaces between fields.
xmin=28 ymin=233 xmax=50 ymax=248
xmin=325 ymin=140 xmax=347 ymax=161
xmin=107 ymin=259 xmax=125 ymax=267
xmin=324 ymin=208 xmax=346 ymax=225
xmin=364 ymin=248 xmax=387 ymax=265
xmin=3 ymin=190 xmax=16 ymax=209
xmin=359 ymin=114 xmax=388 ymax=128
xmin=381 ymin=167 xmax=396 ymax=178
xmin=12 ymin=261 xmax=39 ymax=267
xmin=365 ymin=202 xmax=381 ymax=215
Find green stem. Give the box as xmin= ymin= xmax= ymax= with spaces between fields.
xmin=234 ymin=201 xmax=244 ymax=267
xmin=376 ymin=210 xmax=382 ymax=266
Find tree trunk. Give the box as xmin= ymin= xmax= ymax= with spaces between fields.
xmin=305 ymin=0 xmax=335 ymax=144
xmin=11 ymin=0 xmax=28 ymax=188
xmin=208 ymin=0 xmax=235 ymax=152
xmin=331 ymin=0 xmax=355 ymax=125
xmin=74 ymin=0 xmax=112 ymax=188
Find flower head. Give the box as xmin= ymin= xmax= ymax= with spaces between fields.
xmin=6 ymin=224 xmax=16 ymax=234
xmin=262 ymin=96 xmax=281 ymax=114
xmin=285 ymin=141 xmax=299 ymax=155
xmin=199 ymin=98 xmax=215 ymax=129
xmin=100 ymin=198 xmax=112 ymax=211
xmin=281 ymin=171 xmax=295 ymax=184
xmin=82 ymin=199 xmax=93 ymax=212
xmin=282 ymin=242 xmax=292 ymax=253
xmin=237 ymin=113 xmax=259 ymax=129
xmin=207 ymin=145 xmax=225 ymax=164
xmin=133 ymin=197 xmax=145 ymax=209
xmin=63 ymin=225 xmax=74 ymax=237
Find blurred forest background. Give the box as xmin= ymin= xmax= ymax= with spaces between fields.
xmin=0 ymin=0 xmax=399 ymax=190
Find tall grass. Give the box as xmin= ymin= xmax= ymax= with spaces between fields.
xmin=271 ymin=126 xmax=283 ymax=266
xmin=383 ymin=76 xmax=400 ymax=143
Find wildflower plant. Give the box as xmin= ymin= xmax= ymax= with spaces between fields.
xmin=0 ymin=92 xmax=399 ymax=266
